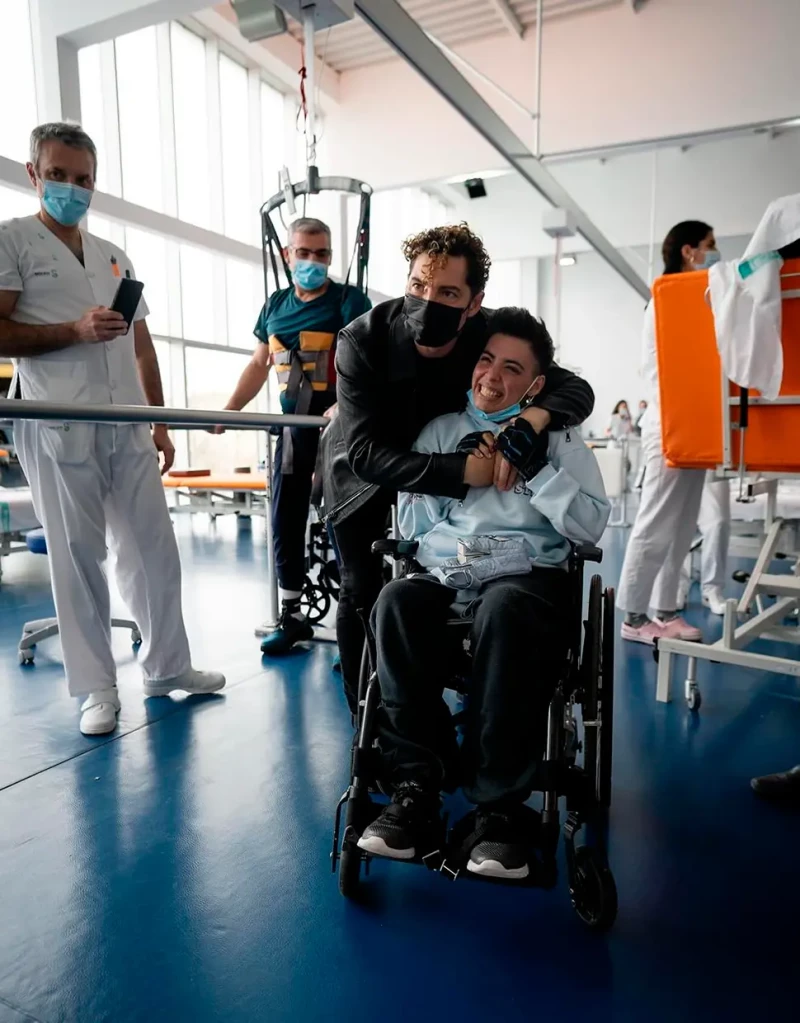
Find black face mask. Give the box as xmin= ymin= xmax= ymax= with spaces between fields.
xmin=402 ymin=295 xmax=467 ymax=348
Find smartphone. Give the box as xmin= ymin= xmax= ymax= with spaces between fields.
xmin=110 ymin=277 xmax=145 ymax=329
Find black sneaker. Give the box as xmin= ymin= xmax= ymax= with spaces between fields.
xmin=467 ymin=809 xmax=531 ymax=881
xmin=357 ymin=782 xmax=439 ymax=861
xmin=260 ymin=604 xmax=314 ymax=656
xmin=751 ymin=764 xmax=800 ymax=804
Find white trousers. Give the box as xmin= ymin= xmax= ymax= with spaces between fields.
xmin=651 ymin=472 xmax=731 ymax=608
xmin=616 ymin=449 xmax=706 ymax=615
xmin=16 ymin=421 xmax=192 ymax=696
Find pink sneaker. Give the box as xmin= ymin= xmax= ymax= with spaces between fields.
xmin=654 ymin=616 xmax=702 ymax=642
xmin=620 ymin=620 xmax=664 ymax=646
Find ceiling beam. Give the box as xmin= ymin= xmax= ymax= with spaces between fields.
xmin=487 ymin=0 xmax=525 ymax=38
xmin=354 ymin=0 xmax=649 ymax=300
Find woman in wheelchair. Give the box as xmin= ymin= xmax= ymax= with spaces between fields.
xmin=357 ymin=308 xmax=610 ymax=881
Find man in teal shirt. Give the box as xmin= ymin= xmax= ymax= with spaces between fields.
xmin=216 ymin=217 xmax=371 ymax=653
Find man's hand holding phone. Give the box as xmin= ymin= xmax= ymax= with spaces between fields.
xmin=72 ymin=306 xmax=128 ymax=343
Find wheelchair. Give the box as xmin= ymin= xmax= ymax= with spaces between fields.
xmin=331 ymin=539 xmax=618 ymax=932
xmin=299 ymin=513 xmax=341 ymax=625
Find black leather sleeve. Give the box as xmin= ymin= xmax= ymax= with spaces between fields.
xmin=533 ymin=362 xmax=595 ymax=429
xmin=335 ymin=330 xmax=469 ymax=498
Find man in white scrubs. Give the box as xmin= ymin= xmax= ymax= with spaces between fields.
xmin=0 ymin=122 xmax=225 ymax=735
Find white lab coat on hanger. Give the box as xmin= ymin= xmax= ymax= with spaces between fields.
xmin=709 ymin=193 xmax=800 ymax=401
xmin=0 ymin=215 xmax=191 ymax=696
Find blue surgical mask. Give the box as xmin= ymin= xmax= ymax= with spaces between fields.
xmin=40 ymin=180 xmax=93 ymax=227
xmin=293 ymin=259 xmax=328 ymax=291
xmin=695 ymin=250 xmax=721 ymax=271
xmin=467 ymin=388 xmax=524 ymax=424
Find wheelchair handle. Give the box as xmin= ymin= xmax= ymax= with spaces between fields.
xmin=371 ymin=539 xmax=420 ymax=560
xmin=574 ymin=543 xmax=603 ymax=564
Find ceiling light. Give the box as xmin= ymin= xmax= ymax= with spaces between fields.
xmin=559 ymin=254 xmax=577 ymax=267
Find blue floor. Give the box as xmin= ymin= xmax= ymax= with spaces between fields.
xmin=1 ymin=519 xmax=799 ymax=1023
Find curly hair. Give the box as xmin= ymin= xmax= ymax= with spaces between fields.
xmin=402 ymin=222 xmax=491 ymax=295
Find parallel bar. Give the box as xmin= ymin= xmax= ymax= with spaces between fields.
xmin=354 ymin=0 xmax=650 ymax=301
xmin=0 ymin=399 xmax=327 ymax=432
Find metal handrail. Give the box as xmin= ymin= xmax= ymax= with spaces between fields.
xmin=0 ymin=399 xmax=328 ymax=431
xmin=0 ymin=397 xmax=331 ymax=631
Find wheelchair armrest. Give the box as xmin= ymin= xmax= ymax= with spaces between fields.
xmin=574 ymin=543 xmax=603 ymax=564
xmin=371 ymin=539 xmax=420 ymax=561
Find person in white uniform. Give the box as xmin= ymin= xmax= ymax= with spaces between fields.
xmin=0 ymin=122 xmax=225 ymax=735
xmin=653 ymin=472 xmax=731 ymax=616
xmin=617 ymin=220 xmax=721 ymax=644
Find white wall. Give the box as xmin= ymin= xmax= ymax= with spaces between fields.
xmin=427 ymin=130 xmax=800 ymax=264
xmin=325 ymin=0 xmax=800 ymax=191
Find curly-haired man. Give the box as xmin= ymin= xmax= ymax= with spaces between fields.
xmin=321 ymin=224 xmax=596 ymax=710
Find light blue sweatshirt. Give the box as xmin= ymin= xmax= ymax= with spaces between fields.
xmin=398 ymin=408 xmax=611 ymax=569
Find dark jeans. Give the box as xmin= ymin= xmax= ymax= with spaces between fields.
xmin=272 ymin=426 xmax=321 ymax=593
xmin=331 ymin=489 xmax=395 ymax=712
xmin=372 ymin=570 xmax=570 ymax=806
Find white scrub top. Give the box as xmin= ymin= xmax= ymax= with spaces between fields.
xmin=0 ymin=215 xmax=150 ymax=406
xmin=637 ymin=299 xmax=663 ymax=459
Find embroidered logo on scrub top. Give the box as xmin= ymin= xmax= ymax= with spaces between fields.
xmin=110 ymin=256 xmax=121 ymax=278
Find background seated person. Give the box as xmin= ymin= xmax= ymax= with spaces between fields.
xmin=358 ymin=308 xmax=610 ymax=881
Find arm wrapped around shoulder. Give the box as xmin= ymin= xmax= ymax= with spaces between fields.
xmin=496 ymin=419 xmax=549 ymax=481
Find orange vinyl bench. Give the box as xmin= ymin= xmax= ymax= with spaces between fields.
xmin=163 ymin=476 xmax=266 ymax=491
xmin=653 ymin=258 xmax=800 ymax=472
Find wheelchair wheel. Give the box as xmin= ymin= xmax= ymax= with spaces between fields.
xmin=301 ymin=581 xmax=331 ymax=624
xmin=338 ymin=840 xmax=362 ymax=897
xmin=569 ymin=846 xmax=618 ymax=932
xmin=598 ymin=587 xmax=615 ymax=809
xmin=320 ymin=559 xmax=340 ymax=600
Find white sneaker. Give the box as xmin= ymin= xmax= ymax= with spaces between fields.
xmin=143 ymin=667 xmax=226 ymax=698
xmin=80 ymin=688 xmax=121 ymax=736
xmin=702 ymin=586 xmax=727 ymax=616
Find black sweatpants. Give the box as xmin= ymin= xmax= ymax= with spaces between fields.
xmin=272 ymin=426 xmax=321 ymax=593
xmin=331 ymin=489 xmax=395 ymax=712
xmin=372 ymin=570 xmax=571 ymax=806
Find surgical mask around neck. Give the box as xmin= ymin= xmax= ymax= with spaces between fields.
xmin=40 ymin=180 xmax=93 ymax=227
xmin=694 ymin=249 xmax=721 ymax=271
xmin=466 ymin=379 xmax=539 ymax=424
xmin=402 ymin=295 xmax=466 ymax=349
xmin=293 ymin=259 xmax=329 ymax=291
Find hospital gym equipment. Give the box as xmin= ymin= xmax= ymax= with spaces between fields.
xmin=651 ymin=257 xmax=800 ymax=710
xmin=332 ymin=539 xmax=617 ymax=932
xmin=0 ymin=398 xmax=329 ymax=653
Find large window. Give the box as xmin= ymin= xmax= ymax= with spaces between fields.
xmin=0 ymin=0 xmax=37 ymax=163
xmin=219 ymin=54 xmax=253 ymax=244
xmin=367 ymin=187 xmax=453 ymax=296
xmin=116 ymin=28 xmax=165 ymax=212
xmin=126 ymin=228 xmax=172 ymax=338
xmin=0 ymin=185 xmax=36 ymax=222
xmin=261 ymin=82 xmax=285 ymax=203
xmin=185 ymin=348 xmax=264 ymax=473
xmin=226 ymin=259 xmax=262 ymax=349
xmin=171 ymin=23 xmax=211 ymax=229
xmin=179 ymin=245 xmax=216 ymax=344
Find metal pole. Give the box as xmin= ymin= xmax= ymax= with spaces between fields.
xmin=304 ymin=6 xmax=317 ymax=169
xmin=534 ymin=0 xmax=543 ymax=156
xmin=264 ymin=430 xmax=279 ymax=628
xmin=0 ymin=398 xmax=327 ymax=432
xmin=647 ymin=150 xmax=658 ymax=283
xmin=553 ymin=234 xmax=562 ymax=353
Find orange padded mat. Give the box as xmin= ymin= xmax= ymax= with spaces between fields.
xmin=163 ymin=476 xmax=266 ymax=491
xmin=652 ymin=258 xmax=800 ymax=472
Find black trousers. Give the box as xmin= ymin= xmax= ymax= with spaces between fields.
xmin=272 ymin=426 xmax=322 ymax=594
xmin=372 ymin=570 xmax=571 ymax=806
xmin=331 ymin=489 xmax=395 ymax=712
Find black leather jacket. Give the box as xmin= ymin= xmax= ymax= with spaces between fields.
xmin=321 ymin=298 xmax=595 ymax=525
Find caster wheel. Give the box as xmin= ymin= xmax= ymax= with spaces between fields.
xmin=686 ymin=685 xmax=702 ymax=711
xmin=338 ymin=841 xmax=362 ymax=898
xmin=569 ymin=847 xmax=618 ymax=932
xmin=301 ymin=581 xmax=331 ymax=624
xmin=131 ymin=629 xmax=142 ymax=646
xmin=18 ymin=650 xmax=34 ymax=665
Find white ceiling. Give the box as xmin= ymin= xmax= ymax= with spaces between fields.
xmin=285 ymin=0 xmax=625 ymax=73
